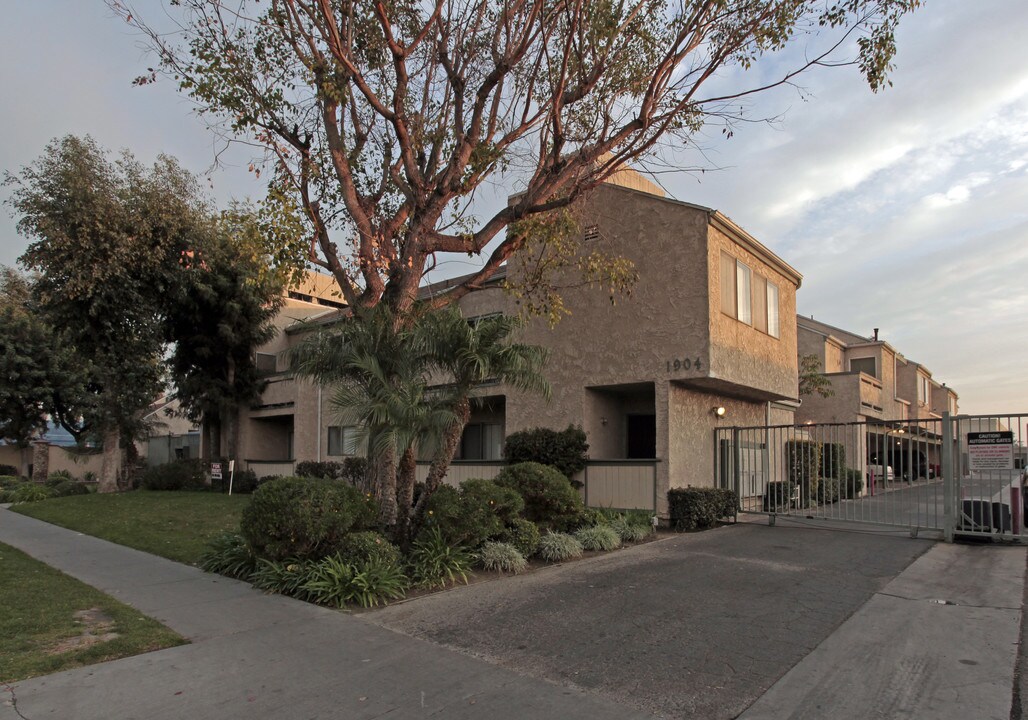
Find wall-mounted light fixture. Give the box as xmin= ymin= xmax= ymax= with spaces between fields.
xmin=600 ymin=416 xmax=608 ymax=426
xmin=713 ymin=406 xmax=726 ymax=417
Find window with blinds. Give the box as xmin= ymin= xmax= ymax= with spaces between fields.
xmin=720 ymin=251 xmax=780 ymax=338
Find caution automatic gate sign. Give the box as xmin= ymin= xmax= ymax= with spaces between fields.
xmin=967 ymin=431 xmax=1014 ymax=472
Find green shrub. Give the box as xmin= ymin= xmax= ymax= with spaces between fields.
xmin=609 ymin=514 xmax=651 ymax=542
xmin=251 ymin=557 xmax=313 ymax=597
xmin=139 ymin=460 xmax=207 ymax=491
xmin=240 ymin=476 xmax=379 ymax=561
xmin=495 ymin=462 xmax=584 ymax=531
xmin=407 ymin=527 xmax=472 ymax=588
xmin=294 ymin=460 xmax=343 ymax=480
xmin=337 ymin=531 xmax=402 ymax=567
xmin=842 ymin=469 xmax=865 ymax=499
xmin=477 ymin=542 xmax=528 ymax=574
xmin=817 ymin=477 xmax=841 ymax=505
xmin=11 ymin=484 xmax=56 ymax=503
xmin=500 ymin=517 xmax=541 ymax=557
xmin=503 ymin=425 xmax=589 ymax=481
xmin=536 ymin=532 xmax=583 ymax=562
xmin=45 ymin=470 xmax=73 ymax=487
xmin=53 ymin=480 xmax=89 ymax=497
xmin=822 ymin=443 xmax=846 ymax=480
xmin=199 ymin=532 xmax=258 ymax=579
xmin=576 ymin=507 xmax=609 ymax=529
xmin=762 ymin=481 xmax=796 ymax=511
xmin=301 ymin=554 xmax=408 ymax=608
xmin=421 ymin=479 xmax=524 ymax=548
xmin=83 ymin=471 xmax=97 ymax=483
xmin=786 ymin=439 xmax=822 ymax=506
xmin=668 ymin=487 xmax=738 ymax=531
xmin=0 ymin=475 xmax=21 ymax=489
xmin=575 ymin=525 xmax=622 ymax=551
xmin=0 ymin=465 xmax=18 ymax=477
xmin=340 ymin=457 xmax=371 ymax=493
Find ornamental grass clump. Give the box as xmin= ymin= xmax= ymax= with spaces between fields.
xmin=407 ymin=527 xmax=472 ymax=588
xmin=477 ymin=541 xmax=528 ymax=574
xmin=575 ymin=525 xmax=622 ymax=551
xmin=536 ymin=532 xmax=583 ymax=562
xmin=609 ymin=514 xmax=651 ymax=543
xmin=199 ymin=531 xmax=258 ymax=580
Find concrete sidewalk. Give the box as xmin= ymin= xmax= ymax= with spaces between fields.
xmin=738 ymin=541 xmax=1026 ymax=720
xmin=0 ymin=508 xmax=655 ymax=720
xmin=2 ymin=507 xmax=1025 ymax=720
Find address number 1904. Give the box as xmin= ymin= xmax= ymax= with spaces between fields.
xmin=667 ymin=357 xmax=702 ymax=372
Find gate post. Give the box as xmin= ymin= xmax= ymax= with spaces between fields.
xmin=942 ymin=411 xmax=954 ymax=543
xmin=732 ymin=427 xmax=742 ymax=502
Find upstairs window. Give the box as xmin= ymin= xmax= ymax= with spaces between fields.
xmin=918 ymin=375 xmax=930 ymax=405
xmin=720 ymin=252 xmax=780 ymax=337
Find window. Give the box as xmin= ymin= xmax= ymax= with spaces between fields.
xmin=752 ymin=274 xmax=768 ymax=333
xmin=850 ymin=357 xmax=877 ymax=378
xmin=327 ymin=425 xmax=360 ymax=456
xmin=720 ymin=252 xmax=779 ymax=337
xmin=767 ymin=282 xmax=780 ymax=338
xmin=736 ymin=261 xmax=752 ymax=325
xmin=917 ymin=375 xmax=931 ymax=406
xmin=255 ymin=352 xmax=278 ymax=374
xmin=459 ymin=423 xmax=503 ymax=460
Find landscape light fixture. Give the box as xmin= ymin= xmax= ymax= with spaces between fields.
xmin=713 ymin=406 xmax=727 ymax=417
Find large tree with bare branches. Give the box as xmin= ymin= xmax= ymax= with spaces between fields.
xmin=114 ymin=0 xmax=920 ymax=317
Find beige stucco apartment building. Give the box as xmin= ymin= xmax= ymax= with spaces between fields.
xmin=234 ymin=170 xmax=803 ymax=516
xmin=795 ymin=316 xmax=959 ymax=479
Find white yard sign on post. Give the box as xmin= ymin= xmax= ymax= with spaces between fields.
xmin=967 ymin=431 xmax=1014 ymax=471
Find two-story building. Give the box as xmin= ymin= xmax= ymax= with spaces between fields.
xmin=234 ymin=169 xmax=803 ymax=515
xmin=795 ymin=316 xmax=958 ymax=480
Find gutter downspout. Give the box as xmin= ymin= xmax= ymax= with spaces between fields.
xmin=317 ymin=386 xmax=323 ymax=460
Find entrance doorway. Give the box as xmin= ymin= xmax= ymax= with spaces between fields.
xmin=626 ymin=414 xmax=657 ymax=459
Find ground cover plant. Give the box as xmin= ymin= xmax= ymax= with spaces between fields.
xmin=11 ymin=491 xmax=251 ymax=564
xmin=0 ymin=542 xmax=185 ymax=683
xmin=536 ymin=532 xmax=584 ymax=562
xmin=476 ymin=542 xmax=528 ymax=574
xmin=575 ymin=525 xmax=622 ymax=552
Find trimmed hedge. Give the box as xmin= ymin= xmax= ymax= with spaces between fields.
xmin=494 ymin=462 xmax=584 ymax=531
xmin=763 ymin=480 xmax=796 ymax=512
xmin=240 ymin=476 xmax=379 ymax=561
xmin=0 ymin=464 xmax=18 ymax=477
xmin=667 ymin=488 xmax=738 ymax=531
xmin=786 ymin=439 xmax=822 ymax=507
xmin=816 ymin=477 xmax=841 ymax=505
xmin=53 ymin=480 xmax=90 ymax=497
xmin=295 ymin=458 xmax=371 ymax=493
xmin=821 ymin=443 xmax=846 ymax=481
xmin=842 ymin=469 xmax=865 ymax=499
xmin=500 ymin=517 xmax=541 ymax=557
xmin=503 ymin=425 xmax=589 ymax=481
xmin=140 ymin=460 xmax=207 ymax=491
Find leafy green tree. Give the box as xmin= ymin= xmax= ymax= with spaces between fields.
xmin=165 ymin=206 xmax=285 ymax=462
xmin=799 ymin=353 xmax=835 ymax=399
xmin=0 ymin=268 xmax=81 ymax=465
xmin=7 ymin=136 xmax=213 ymax=492
xmin=117 ymin=0 xmax=920 ymax=321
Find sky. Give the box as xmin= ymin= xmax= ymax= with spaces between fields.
xmin=1 ymin=0 xmax=1026 ymax=421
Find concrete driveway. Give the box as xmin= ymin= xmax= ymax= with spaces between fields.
xmin=370 ymin=521 xmax=932 ymax=719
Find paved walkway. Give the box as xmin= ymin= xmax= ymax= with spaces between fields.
xmin=0 ymin=508 xmax=653 ymax=720
xmin=1 ymin=507 xmax=1025 ymax=720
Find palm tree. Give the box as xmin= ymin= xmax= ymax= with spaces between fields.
xmin=291 ymin=304 xmax=549 ymax=545
xmin=291 ymin=304 xmax=453 ymax=530
xmin=408 ymin=309 xmax=550 ymax=540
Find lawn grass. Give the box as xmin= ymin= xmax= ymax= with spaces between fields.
xmin=11 ymin=491 xmax=251 ymax=565
xmin=0 ymin=542 xmax=186 ymax=683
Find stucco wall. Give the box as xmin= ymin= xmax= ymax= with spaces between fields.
xmin=708 ymin=225 xmax=799 ymax=400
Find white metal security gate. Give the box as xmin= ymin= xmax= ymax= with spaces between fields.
xmin=715 ymin=413 xmax=1028 ymax=542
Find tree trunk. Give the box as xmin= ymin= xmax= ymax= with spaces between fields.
xmin=98 ymin=426 xmax=121 ymax=493
xmin=120 ymin=434 xmax=139 ymax=491
xmin=377 ymin=443 xmax=398 ymax=528
xmin=206 ymin=415 xmax=222 ymax=460
xmin=394 ymin=445 xmax=418 ymax=546
xmin=409 ymin=398 xmax=470 ymax=540
xmin=31 ymin=441 xmax=50 ymax=483
xmin=224 ymin=405 xmax=239 ymax=465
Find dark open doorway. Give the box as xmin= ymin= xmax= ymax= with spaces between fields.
xmin=626 ymin=414 xmax=657 ymax=459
